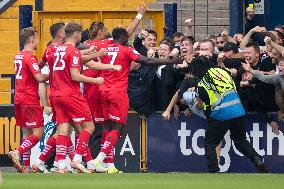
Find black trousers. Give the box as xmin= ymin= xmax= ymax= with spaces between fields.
xmin=205 ymin=116 xmax=260 ymax=172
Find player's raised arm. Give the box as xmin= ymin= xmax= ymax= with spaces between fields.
xmin=136 ymin=55 xmax=184 ymax=66
xmin=126 ymin=2 xmax=147 ymax=37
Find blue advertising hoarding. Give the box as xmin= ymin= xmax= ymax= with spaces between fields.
xmin=0 ymin=106 xmax=141 ymax=173
xmin=147 ymin=113 xmax=284 ymax=173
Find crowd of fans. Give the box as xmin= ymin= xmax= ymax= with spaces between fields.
xmin=127 ymin=7 xmax=284 ymax=134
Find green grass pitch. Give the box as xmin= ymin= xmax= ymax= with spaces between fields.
xmin=1 ymin=173 xmax=284 ymax=189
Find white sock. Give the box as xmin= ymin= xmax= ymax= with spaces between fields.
xmin=86 ymin=161 xmax=94 ymax=169
xmin=58 ymin=159 xmax=67 ymax=169
xmin=73 ymin=154 xmax=82 ymax=163
xmin=66 ymin=162 xmax=72 ymax=172
xmin=96 ymin=152 xmax=106 ymax=163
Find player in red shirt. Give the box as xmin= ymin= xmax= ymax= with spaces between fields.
xmin=83 ymin=22 xmax=112 ymax=125
xmin=40 ymin=22 xmax=66 ymax=121
xmin=92 ymin=27 xmax=184 ymax=172
xmin=32 ymin=22 xmax=121 ymax=173
xmin=32 ymin=22 xmax=75 ymax=173
xmin=83 ymin=4 xmax=147 ymax=171
xmin=52 ymin=22 xmax=121 ymax=173
xmin=83 ymin=24 xmax=112 ymax=171
xmin=8 ymin=27 xmax=48 ymax=173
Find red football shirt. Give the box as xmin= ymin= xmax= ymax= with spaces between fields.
xmin=41 ymin=44 xmax=58 ymax=96
xmin=83 ymin=39 xmax=113 ymax=93
xmin=52 ymin=44 xmax=82 ymax=97
xmin=99 ymin=43 xmax=141 ymax=92
xmin=14 ymin=50 xmax=41 ymax=104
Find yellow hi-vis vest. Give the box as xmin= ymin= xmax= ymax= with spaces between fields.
xmin=198 ymin=68 xmax=245 ymax=121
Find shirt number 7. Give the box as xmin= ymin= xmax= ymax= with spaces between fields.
xmin=108 ymin=52 xmax=118 ymax=65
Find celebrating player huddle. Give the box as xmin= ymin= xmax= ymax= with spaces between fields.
xmin=8 ymin=5 xmax=183 ymax=173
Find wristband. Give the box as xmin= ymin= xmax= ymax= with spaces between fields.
xmin=136 ymin=13 xmax=143 ymax=20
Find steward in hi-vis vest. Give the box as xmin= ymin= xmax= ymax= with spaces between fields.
xmin=198 ymin=67 xmax=245 ymax=121
xmin=188 ymin=56 xmax=268 ymax=173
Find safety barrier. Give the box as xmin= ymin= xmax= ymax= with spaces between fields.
xmin=2 ymin=105 xmax=284 ymax=173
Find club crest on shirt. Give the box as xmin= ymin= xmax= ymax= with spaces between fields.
xmin=73 ymin=56 xmax=79 ymax=65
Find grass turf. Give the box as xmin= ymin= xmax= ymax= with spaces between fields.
xmin=1 ymin=173 xmax=284 ymax=189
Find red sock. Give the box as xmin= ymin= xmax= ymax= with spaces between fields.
xmin=39 ymin=136 xmax=56 ymax=162
xmin=75 ymin=130 xmax=91 ymax=156
xmin=75 ymin=136 xmax=93 ymax=162
xmin=21 ymin=138 xmax=31 ymax=166
xmin=75 ymin=134 xmax=93 ymax=161
xmin=101 ymin=130 xmax=120 ymax=155
xmin=18 ymin=134 xmax=39 ymax=155
xmin=104 ymin=148 xmax=114 ymax=164
xmin=67 ymin=137 xmax=75 ymax=160
xmin=55 ymin=135 xmax=68 ymax=161
xmin=83 ymin=146 xmax=93 ymax=162
xmin=101 ymin=131 xmax=108 ymax=163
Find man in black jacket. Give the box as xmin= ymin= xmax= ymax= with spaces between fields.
xmin=128 ymin=29 xmax=159 ymax=114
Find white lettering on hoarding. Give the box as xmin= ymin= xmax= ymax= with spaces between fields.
xmin=178 ymin=121 xmax=284 ymax=172
xmin=178 ymin=122 xmax=192 ymax=156
xmin=120 ymin=134 xmax=135 ymax=156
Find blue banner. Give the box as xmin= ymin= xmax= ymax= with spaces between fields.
xmin=147 ymin=113 xmax=284 ymax=173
